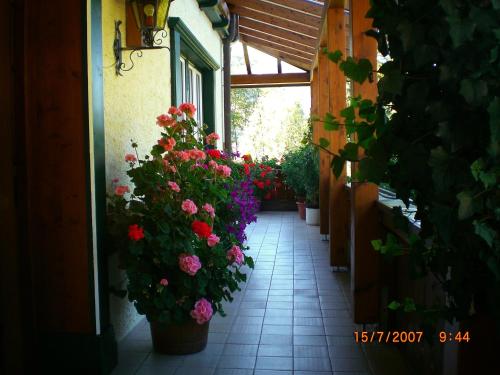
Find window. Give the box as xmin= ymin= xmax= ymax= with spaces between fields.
xmin=180 ymin=56 xmax=204 ymax=125
xmin=169 ymin=18 xmax=220 ymax=134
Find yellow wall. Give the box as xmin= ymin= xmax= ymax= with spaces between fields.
xmin=101 ymin=0 xmax=224 ymax=340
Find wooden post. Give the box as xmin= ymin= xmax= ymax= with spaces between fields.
xmin=327 ymin=4 xmax=349 ymax=267
xmin=318 ymin=38 xmax=331 ymax=235
xmin=350 ymin=0 xmax=382 ymax=323
xmin=311 ymin=67 xmax=319 ymax=145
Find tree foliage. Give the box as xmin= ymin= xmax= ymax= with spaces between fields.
xmin=231 ymin=88 xmax=262 ymax=148
xmin=320 ymin=0 xmax=500 ymax=327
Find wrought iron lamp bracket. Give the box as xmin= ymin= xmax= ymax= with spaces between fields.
xmin=114 ymin=20 xmax=170 ymax=76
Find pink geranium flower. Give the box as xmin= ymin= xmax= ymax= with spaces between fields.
xmin=202 ymin=203 xmax=215 ymax=219
xmin=160 ymin=278 xmax=169 ymax=286
xmin=189 ymin=149 xmax=206 ymax=161
xmin=168 ymin=106 xmax=183 ymax=116
xmin=216 ymin=165 xmax=232 ymax=178
xmin=115 ymin=185 xmax=130 ymax=196
xmin=178 ymin=253 xmax=202 ymax=276
xmin=190 ymin=298 xmax=213 ymax=324
xmin=179 ymin=103 xmax=196 ymax=118
xmin=125 ymin=153 xmax=137 ymax=163
xmin=176 ymin=151 xmax=190 ymax=162
xmin=207 ymin=234 xmax=220 ymax=247
xmin=181 ymin=199 xmax=198 ymax=215
xmin=205 ymin=132 xmax=220 ymax=145
xmin=156 ymin=114 xmax=177 ymax=127
xmin=168 ymin=181 xmax=180 ymax=192
xmin=158 ymin=137 xmax=176 ymax=151
xmin=227 ymin=245 xmax=244 ymax=265
xmin=208 ymin=160 xmax=218 ymax=169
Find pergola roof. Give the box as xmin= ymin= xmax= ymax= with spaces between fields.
xmin=227 ymin=0 xmax=326 ymax=72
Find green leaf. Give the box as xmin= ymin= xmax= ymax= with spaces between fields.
xmin=326 ymin=50 xmax=343 ymax=64
xmin=339 ymin=57 xmax=373 ymax=84
xmin=388 ymin=301 xmax=401 ymax=310
xmin=323 ymin=113 xmax=340 ymax=131
xmin=402 ymin=298 xmax=417 ymax=313
xmin=456 ymin=191 xmax=474 ymax=220
xmin=473 ymin=220 xmax=496 ymax=247
xmin=371 ymin=239 xmax=383 ymax=251
xmin=460 ymin=79 xmax=488 ymax=106
xmin=378 ymin=62 xmax=403 ymax=95
xmin=331 ymin=156 xmax=345 ymax=178
xmin=488 ymin=97 xmax=500 ymax=143
xmin=319 ymin=137 xmax=330 ymax=149
xmin=342 ymin=143 xmax=359 ymax=161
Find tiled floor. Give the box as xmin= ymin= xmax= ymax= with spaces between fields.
xmin=112 ymin=211 xmax=375 ymax=375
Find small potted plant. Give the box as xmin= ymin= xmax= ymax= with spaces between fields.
xmin=281 ymin=147 xmax=307 ymax=219
xmin=302 ymin=145 xmax=320 ymax=226
xmin=108 ymin=104 xmax=254 ymax=355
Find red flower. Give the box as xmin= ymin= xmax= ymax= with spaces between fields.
xmin=265 ymin=179 xmax=271 ymax=186
xmin=254 ymin=181 xmax=265 ymax=189
xmin=128 ymin=224 xmax=144 ymax=241
xmin=192 ymin=220 xmax=212 ymax=238
xmin=206 ymin=149 xmax=222 ymax=159
xmin=179 ymin=103 xmax=196 ymax=118
xmin=244 ymin=164 xmax=250 ymax=176
xmin=260 ymin=171 xmax=267 ymax=178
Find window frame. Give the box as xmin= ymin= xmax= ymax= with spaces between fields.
xmin=169 ymin=17 xmax=220 ymax=134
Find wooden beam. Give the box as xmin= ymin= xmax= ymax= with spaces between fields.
xmin=327 ymin=7 xmax=349 ymax=267
xmin=267 ymin=0 xmax=324 ymax=17
xmin=350 ymin=0 xmax=381 ymax=324
xmin=240 ymin=26 xmax=316 ymax=54
xmin=227 ymin=0 xmax=321 ymax=28
xmin=242 ymin=42 xmax=252 ymax=75
xmin=241 ymin=35 xmax=314 ymax=61
xmin=244 ymin=41 xmax=312 ymax=70
xmin=318 ymin=45 xmax=330 ymax=235
xmin=231 ymin=72 xmax=311 ymax=87
xmin=239 ymin=18 xmax=317 ymax=48
xmin=230 ymin=5 xmax=317 ymax=38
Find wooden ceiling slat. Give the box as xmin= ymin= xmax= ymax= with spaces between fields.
xmin=227 ymin=0 xmax=321 ymax=28
xmin=265 ymin=0 xmax=324 ymax=17
xmin=239 ymin=18 xmax=317 ymax=48
xmin=229 ymin=5 xmax=318 ymax=37
xmin=244 ymin=40 xmax=312 ymax=70
xmin=242 ymin=34 xmax=314 ymax=61
xmin=239 ymin=26 xmax=316 ymax=55
xmin=242 ymin=42 xmax=252 ymax=75
xmin=231 ymin=72 xmax=311 ymax=88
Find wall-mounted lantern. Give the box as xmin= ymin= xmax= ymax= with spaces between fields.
xmin=114 ymin=0 xmax=175 ymax=75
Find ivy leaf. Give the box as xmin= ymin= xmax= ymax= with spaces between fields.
xmin=488 ymin=97 xmax=500 ymax=143
xmin=342 ymin=143 xmax=359 ymax=161
xmin=456 ymin=191 xmax=474 ymax=220
xmin=460 ymin=79 xmax=488 ymax=106
xmin=378 ymin=62 xmax=403 ymax=95
xmin=339 ymin=57 xmax=373 ymax=84
xmin=473 ymin=220 xmax=496 ymax=247
xmin=358 ymin=157 xmax=386 ymax=184
xmin=326 ymin=50 xmax=343 ymax=64
xmin=323 ymin=113 xmax=340 ymax=131
xmin=371 ymin=239 xmax=383 ymax=251
xmin=319 ymin=138 xmax=330 ymax=149
xmin=331 ymin=156 xmax=345 ymax=178
xmin=388 ymin=301 xmax=401 ymax=310
xmin=402 ymin=298 xmax=417 ymax=313
xmin=493 ymin=0 xmax=500 ymax=9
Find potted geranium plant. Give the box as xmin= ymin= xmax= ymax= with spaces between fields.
xmin=302 ymin=144 xmax=320 ymax=226
xmin=108 ymin=103 xmax=254 ymax=355
xmin=281 ymin=147 xmax=307 ymax=219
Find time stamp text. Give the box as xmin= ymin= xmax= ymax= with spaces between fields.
xmin=353 ymin=331 xmax=471 ymax=344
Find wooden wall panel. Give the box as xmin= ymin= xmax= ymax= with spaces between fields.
xmin=350 ymin=0 xmax=382 ymax=323
xmin=318 ymin=45 xmax=331 ymax=235
xmin=24 ymin=0 xmax=93 ymax=333
xmin=327 ymin=6 xmax=349 ymax=267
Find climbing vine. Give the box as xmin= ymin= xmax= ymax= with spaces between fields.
xmin=320 ymin=0 xmax=500 ymax=327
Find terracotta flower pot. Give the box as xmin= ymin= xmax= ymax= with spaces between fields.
xmin=296 ymin=201 xmax=306 ymax=220
xmin=150 ymin=319 xmax=209 ymax=355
